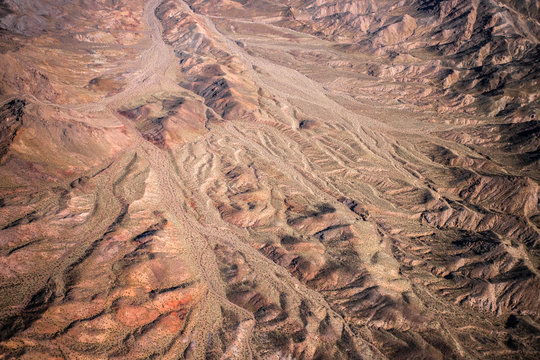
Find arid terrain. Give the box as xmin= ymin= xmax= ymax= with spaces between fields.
xmin=0 ymin=0 xmax=539 ymax=359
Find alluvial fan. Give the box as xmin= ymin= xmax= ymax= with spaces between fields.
xmin=0 ymin=0 xmax=539 ymax=359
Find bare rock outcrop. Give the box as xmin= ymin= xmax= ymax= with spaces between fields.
xmin=0 ymin=0 xmax=539 ymax=359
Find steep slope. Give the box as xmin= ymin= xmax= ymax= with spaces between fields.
xmin=0 ymin=0 xmax=539 ymax=359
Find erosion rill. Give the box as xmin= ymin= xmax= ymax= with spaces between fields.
xmin=0 ymin=0 xmax=539 ymax=359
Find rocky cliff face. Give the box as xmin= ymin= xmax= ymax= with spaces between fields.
xmin=0 ymin=0 xmax=539 ymax=359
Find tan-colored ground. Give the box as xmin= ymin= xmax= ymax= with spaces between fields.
xmin=0 ymin=0 xmax=539 ymax=359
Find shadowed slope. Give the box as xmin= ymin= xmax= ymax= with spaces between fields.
xmin=0 ymin=0 xmax=539 ymax=359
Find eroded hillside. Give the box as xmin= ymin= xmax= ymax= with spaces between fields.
xmin=0 ymin=0 xmax=539 ymax=359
